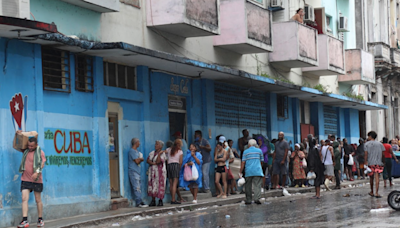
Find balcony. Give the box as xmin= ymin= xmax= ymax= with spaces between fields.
xmin=269 ymin=21 xmax=318 ymax=68
xmin=213 ymin=0 xmax=272 ymax=54
xmin=303 ymin=34 xmax=345 ymax=76
xmin=391 ymin=48 xmax=400 ymax=73
xmin=146 ymin=0 xmax=219 ymax=38
xmin=60 ymin=0 xmax=120 ymax=12
xmin=368 ymin=42 xmax=391 ymax=76
xmin=338 ymin=49 xmax=375 ymax=84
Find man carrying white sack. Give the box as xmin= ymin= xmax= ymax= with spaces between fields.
xmin=16 ymin=130 xmax=46 ymax=228
xmin=240 ymin=139 xmax=264 ymax=205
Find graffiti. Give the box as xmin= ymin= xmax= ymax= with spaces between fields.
xmin=45 ymin=155 xmax=92 ymax=167
xmin=44 ymin=128 xmax=93 ymax=167
xmin=9 ymin=93 xmax=28 ymax=131
xmin=170 ymin=77 xmax=189 ymax=94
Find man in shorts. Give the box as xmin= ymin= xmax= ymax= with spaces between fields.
xmin=272 ymin=132 xmax=289 ymax=189
xmin=17 ymin=133 xmax=46 ymax=228
xmin=364 ymin=131 xmax=386 ymax=198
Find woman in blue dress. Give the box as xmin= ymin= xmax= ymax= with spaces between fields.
xmin=179 ymin=143 xmax=203 ymax=203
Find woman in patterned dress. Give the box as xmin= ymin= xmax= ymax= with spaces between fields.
xmin=291 ymin=143 xmax=306 ymax=187
xmin=147 ymin=140 xmax=167 ymax=207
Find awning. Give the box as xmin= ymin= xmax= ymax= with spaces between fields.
xmin=32 ymin=33 xmax=386 ymax=111
xmin=0 ymin=16 xmax=57 ymax=38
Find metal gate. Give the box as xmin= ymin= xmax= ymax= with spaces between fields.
xmin=323 ymin=105 xmax=337 ymax=136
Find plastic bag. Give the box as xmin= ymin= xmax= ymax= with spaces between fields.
xmin=302 ymin=158 xmax=307 ymax=168
xmin=184 ymin=165 xmax=192 ymax=181
xmin=238 ymin=177 xmax=246 ymax=187
xmin=192 ymin=164 xmax=199 ymax=181
xmin=307 ymin=171 xmax=316 ymax=180
xmin=348 ymin=154 xmax=354 ymax=166
xmin=364 ymin=166 xmax=372 ymax=174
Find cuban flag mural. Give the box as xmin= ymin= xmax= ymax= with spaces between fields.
xmin=9 ymin=93 xmax=28 ymax=132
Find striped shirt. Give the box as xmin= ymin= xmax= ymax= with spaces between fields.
xmin=242 ymin=147 xmax=264 ymax=177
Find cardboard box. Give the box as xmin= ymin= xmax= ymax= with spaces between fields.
xmin=13 ymin=131 xmax=38 ymax=151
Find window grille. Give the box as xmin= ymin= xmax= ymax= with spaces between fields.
xmin=75 ymin=55 xmax=94 ymax=92
xmin=42 ymin=47 xmax=70 ymax=92
xmin=103 ymin=62 xmax=136 ymax=90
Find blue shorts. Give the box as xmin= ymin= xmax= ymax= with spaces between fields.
xmin=272 ymin=160 xmax=287 ymax=175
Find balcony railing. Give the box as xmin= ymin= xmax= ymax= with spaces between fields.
xmin=338 ymin=49 xmax=375 ymax=84
xmin=303 ymin=34 xmax=345 ymax=76
xmin=269 ymin=21 xmax=318 ymax=68
xmin=60 ymin=0 xmax=120 ymax=12
xmin=213 ymin=0 xmax=272 ymax=54
xmin=146 ymin=0 xmax=219 ymax=37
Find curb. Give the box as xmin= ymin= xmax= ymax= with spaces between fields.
xmin=51 ymin=179 xmax=369 ymax=228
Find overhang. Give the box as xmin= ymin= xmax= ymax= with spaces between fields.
xmin=0 ymin=16 xmax=58 ymax=38
xmin=33 ymin=33 xmax=387 ymax=111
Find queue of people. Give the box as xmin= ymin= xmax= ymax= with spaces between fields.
xmin=129 ymin=128 xmax=400 ymax=208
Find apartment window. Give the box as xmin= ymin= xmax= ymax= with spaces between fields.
xmin=75 ymin=55 xmax=94 ymax=92
xmin=326 ymin=15 xmax=333 ymax=34
xmin=277 ymin=95 xmax=288 ymax=118
xmin=42 ymin=47 xmax=70 ymax=92
xmin=103 ymin=62 xmax=136 ymax=90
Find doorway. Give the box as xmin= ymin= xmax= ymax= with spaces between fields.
xmin=359 ymin=111 xmax=366 ymax=139
xmin=168 ymin=95 xmax=187 ymax=141
xmin=109 ymin=113 xmax=121 ymax=198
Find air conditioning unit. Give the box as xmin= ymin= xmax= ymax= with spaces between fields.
xmin=304 ymin=5 xmax=315 ymax=22
xmin=271 ymin=0 xmax=283 ymax=8
xmin=338 ymin=16 xmax=349 ymax=32
xmin=0 ymin=0 xmax=30 ymax=19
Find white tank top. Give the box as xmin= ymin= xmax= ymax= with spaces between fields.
xmin=321 ymin=145 xmax=333 ymax=165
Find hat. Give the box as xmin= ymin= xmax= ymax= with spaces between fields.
xmin=295 ymin=143 xmax=300 ymax=148
xmin=173 ymin=131 xmax=182 ymax=137
xmin=219 ymin=136 xmax=226 ymax=143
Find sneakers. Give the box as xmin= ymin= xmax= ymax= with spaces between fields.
xmin=294 ymin=185 xmax=299 ymax=188
xmin=17 ymin=220 xmax=29 ymax=228
xmin=37 ymin=219 xmax=44 ymax=227
xmin=192 ymin=200 xmax=197 ymax=204
xmin=137 ymin=202 xmax=148 ymax=208
xmin=324 ymin=179 xmax=331 ymax=191
xmin=254 ymin=200 xmax=262 ymax=205
xmin=301 ymin=184 xmax=306 ymax=188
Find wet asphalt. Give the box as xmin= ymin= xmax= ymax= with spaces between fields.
xmin=101 ymin=182 xmax=400 ymax=228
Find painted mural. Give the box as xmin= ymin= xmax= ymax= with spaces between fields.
xmin=9 ymin=93 xmax=28 ymax=131
xmin=44 ymin=128 xmax=93 ymax=167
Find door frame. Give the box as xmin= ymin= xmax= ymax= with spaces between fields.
xmin=107 ymin=102 xmax=124 ymax=198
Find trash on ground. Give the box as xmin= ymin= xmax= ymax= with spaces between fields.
xmin=145 ymin=215 xmax=152 ymax=219
xmin=132 ymin=215 xmax=142 ymax=221
xmin=112 ymin=223 xmax=120 ymax=227
xmin=155 ymin=214 xmax=160 ymax=217
xmin=213 ymin=205 xmax=219 ymax=207
xmin=370 ymin=208 xmax=390 ymax=213
xmin=282 ymin=188 xmax=291 ymax=196
xmin=343 ymin=194 xmax=350 ymax=197
xmin=167 ymin=212 xmax=173 ymax=215
xmin=196 ymin=207 xmax=208 ymax=211
xmin=264 ymin=202 xmax=271 ymax=205
xmin=225 ymin=215 xmax=231 ymax=218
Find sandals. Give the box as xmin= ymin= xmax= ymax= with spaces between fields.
xmin=368 ymin=192 xmax=374 ymax=197
xmin=375 ymin=195 xmax=382 ymax=198
xmin=221 ymin=195 xmax=227 ymax=199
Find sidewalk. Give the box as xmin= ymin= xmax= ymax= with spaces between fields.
xmin=30 ymin=179 xmax=369 ymax=228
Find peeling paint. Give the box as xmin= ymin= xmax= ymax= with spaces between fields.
xmin=247 ymin=2 xmax=271 ymax=45
xmin=298 ymin=25 xmax=317 ymax=60
xmin=0 ymin=194 xmax=3 ymax=208
xmin=13 ymin=175 xmax=19 ymax=181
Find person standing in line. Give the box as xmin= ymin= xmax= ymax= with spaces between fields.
xmin=238 ymin=129 xmax=251 ymax=159
xmin=147 ymin=140 xmax=167 ymax=207
xmin=321 ymin=140 xmax=335 ymax=191
xmin=165 ymin=140 xmax=185 ymax=203
xmin=194 ymin=130 xmax=212 ymax=193
xmin=166 ymin=139 xmax=183 ymax=204
xmin=272 ymin=132 xmax=289 ymax=189
xmin=16 ymin=133 xmax=46 ymax=228
xmin=173 ymin=131 xmax=188 ymax=155
xmin=356 ymin=139 xmax=366 ymax=180
xmin=257 ymin=136 xmax=269 ymax=192
xmin=291 ymin=144 xmax=306 ymax=188
xmin=129 ymin=138 xmax=148 ymax=208
xmin=333 ymin=140 xmax=342 ymax=189
xmin=307 ymin=135 xmax=324 ymax=199
xmin=382 ymin=137 xmax=399 ymax=188
xmin=365 ymin=131 xmax=386 ymax=198
xmin=343 ymin=138 xmax=355 ymax=181
xmin=240 ymin=139 xmax=264 ymax=205
xmin=228 ymin=139 xmax=240 ymax=158
xmin=391 ymin=139 xmax=399 ymax=152
xmin=214 ymin=142 xmax=228 ymax=199
xmin=180 ymin=143 xmax=203 ymax=204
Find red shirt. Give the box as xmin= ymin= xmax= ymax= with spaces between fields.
xmin=383 ymin=144 xmax=392 ymax=158
xmin=21 ymin=150 xmax=46 ymax=183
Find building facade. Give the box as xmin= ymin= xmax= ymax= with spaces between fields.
xmin=0 ymin=0 xmax=389 ymax=227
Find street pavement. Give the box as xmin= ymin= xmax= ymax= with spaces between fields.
xmin=97 ymin=182 xmax=400 ymax=228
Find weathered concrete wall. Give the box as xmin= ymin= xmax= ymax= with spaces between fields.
xmin=298 ymin=25 xmax=318 ymax=60
xmin=186 ymin=0 xmax=218 ymax=26
xmin=246 ymin=2 xmax=271 ymax=44
xmin=329 ymin=37 xmax=344 ymax=69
